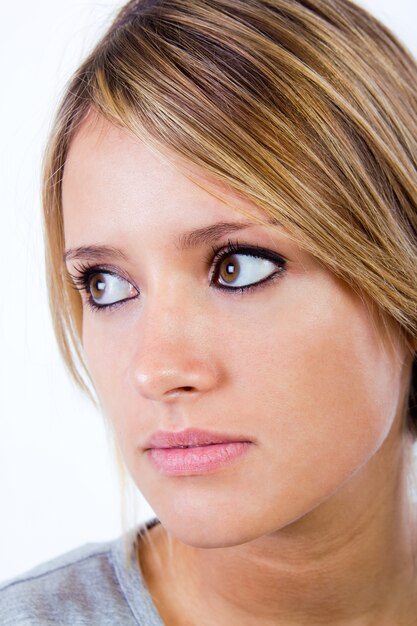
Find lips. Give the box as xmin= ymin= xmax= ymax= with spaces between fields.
xmin=143 ymin=427 xmax=252 ymax=450
xmin=147 ymin=441 xmax=253 ymax=476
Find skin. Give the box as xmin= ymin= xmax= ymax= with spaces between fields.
xmin=62 ymin=111 xmax=417 ymax=625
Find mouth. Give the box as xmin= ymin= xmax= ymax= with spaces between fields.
xmin=143 ymin=428 xmax=254 ymax=476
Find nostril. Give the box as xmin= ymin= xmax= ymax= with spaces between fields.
xmin=164 ymin=385 xmax=196 ymax=400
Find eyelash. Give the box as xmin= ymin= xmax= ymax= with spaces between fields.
xmin=67 ymin=238 xmax=287 ymax=312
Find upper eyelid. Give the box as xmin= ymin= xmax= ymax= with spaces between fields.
xmin=67 ymin=263 xmax=138 ymax=288
xmin=208 ymin=240 xmax=287 ymax=271
xmin=214 ymin=242 xmax=286 ymax=261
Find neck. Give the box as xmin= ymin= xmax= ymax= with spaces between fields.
xmin=149 ymin=430 xmax=417 ymax=626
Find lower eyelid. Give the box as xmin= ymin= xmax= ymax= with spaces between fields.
xmin=215 ymin=266 xmax=286 ymax=294
xmin=85 ymin=294 xmax=138 ymax=313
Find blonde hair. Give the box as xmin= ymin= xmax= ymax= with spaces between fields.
xmin=43 ymin=0 xmax=417 ymax=446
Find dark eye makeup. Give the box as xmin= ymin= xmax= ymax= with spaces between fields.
xmin=67 ymin=238 xmax=287 ymax=312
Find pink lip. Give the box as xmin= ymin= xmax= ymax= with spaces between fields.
xmin=146 ymin=442 xmax=253 ymax=476
xmin=143 ymin=427 xmax=252 ymax=450
xmin=143 ymin=428 xmax=254 ymax=476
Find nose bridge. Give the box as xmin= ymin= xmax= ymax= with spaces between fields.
xmin=143 ymin=272 xmax=197 ymax=343
xmin=131 ymin=276 xmax=218 ymax=401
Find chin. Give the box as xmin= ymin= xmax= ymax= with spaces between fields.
xmin=162 ymin=517 xmax=264 ymax=549
xmin=148 ymin=500 xmax=302 ymax=549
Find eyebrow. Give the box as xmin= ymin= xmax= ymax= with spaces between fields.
xmin=63 ymin=245 xmax=128 ymax=263
xmin=63 ymin=220 xmax=266 ymax=263
xmin=175 ymin=220 xmax=259 ymax=250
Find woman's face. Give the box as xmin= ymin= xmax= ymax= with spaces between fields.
xmin=62 ymin=113 xmax=411 ymax=547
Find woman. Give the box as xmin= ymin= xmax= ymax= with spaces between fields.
xmin=1 ymin=0 xmax=416 ymax=623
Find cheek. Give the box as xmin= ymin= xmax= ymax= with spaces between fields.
xmin=227 ymin=282 xmax=402 ymax=481
xmin=82 ymin=317 xmax=132 ymax=423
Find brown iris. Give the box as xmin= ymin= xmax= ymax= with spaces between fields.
xmin=219 ymin=255 xmax=240 ymax=284
xmin=90 ymin=273 xmax=107 ymax=300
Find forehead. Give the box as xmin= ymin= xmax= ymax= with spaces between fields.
xmin=62 ymin=112 xmax=278 ymax=252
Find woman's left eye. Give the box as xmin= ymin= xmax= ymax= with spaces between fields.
xmin=210 ymin=244 xmax=287 ymax=291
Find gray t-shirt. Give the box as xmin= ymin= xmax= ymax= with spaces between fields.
xmin=0 ymin=517 xmax=165 ymax=625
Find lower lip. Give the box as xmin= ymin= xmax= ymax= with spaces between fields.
xmin=146 ymin=442 xmax=252 ymax=476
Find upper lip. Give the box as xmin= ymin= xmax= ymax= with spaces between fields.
xmin=143 ymin=428 xmax=252 ymax=450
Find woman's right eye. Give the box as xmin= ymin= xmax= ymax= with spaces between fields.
xmin=84 ymin=272 xmax=138 ymax=307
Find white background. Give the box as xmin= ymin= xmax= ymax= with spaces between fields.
xmin=1 ymin=0 xmax=416 ymax=582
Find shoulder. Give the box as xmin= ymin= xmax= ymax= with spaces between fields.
xmin=0 ymin=538 xmax=137 ymax=625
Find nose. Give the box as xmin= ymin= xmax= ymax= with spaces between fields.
xmin=130 ymin=291 xmax=220 ymax=403
xmin=135 ymin=360 xmax=218 ymax=402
